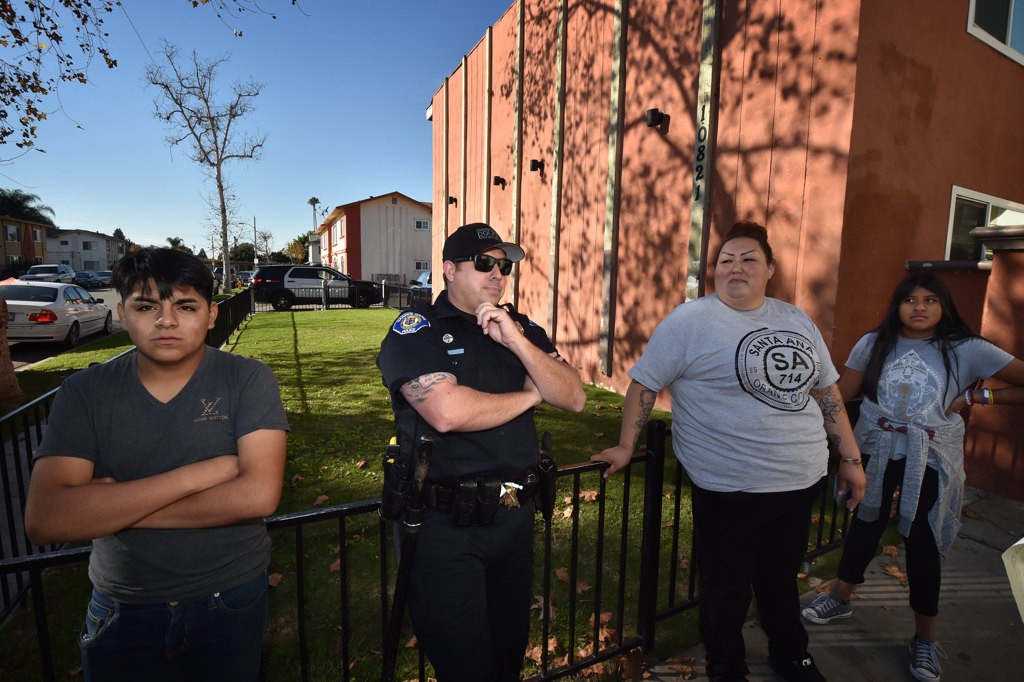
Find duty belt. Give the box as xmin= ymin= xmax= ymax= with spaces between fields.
xmin=423 ymin=474 xmax=539 ymax=513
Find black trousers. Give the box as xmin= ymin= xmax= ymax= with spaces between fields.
xmin=691 ymin=478 xmax=824 ymax=678
xmin=404 ymin=504 xmax=535 ymax=682
xmin=837 ymin=456 xmax=942 ymax=617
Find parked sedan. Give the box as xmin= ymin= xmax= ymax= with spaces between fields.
xmin=74 ymin=271 xmax=102 ymax=288
xmin=94 ymin=270 xmax=113 ymax=287
xmin=0 ymin=282 xmax=113 ymax=348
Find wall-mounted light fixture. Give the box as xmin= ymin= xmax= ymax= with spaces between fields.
xmin=646 ymin=108 xmax=665 ymax=128
xmin=529 ymin=159 xmax=544 ymax=172
xmin=493 ymin=176 xmax=507 ymax=189
xmin=447 ymin=196 xmax=458 ymax=206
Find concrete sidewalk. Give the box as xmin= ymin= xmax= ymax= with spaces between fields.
xmin=642 ymin=485 xmax=1024 ymax=681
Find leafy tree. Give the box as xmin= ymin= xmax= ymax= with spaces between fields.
xmin=285 ymin=232 xmax=309 ymax=263
xmin=0 ymin=1 xmax=293 ymax=155
xmin=230 ymin=241 xmax=254 ymax=263
xmin=147 ymin=43 xmax=266 ymax=294
xmin=197 ymin=247 xmax=208 ymax=260
xmin=0 ymin=189 xmax=56 ymax=225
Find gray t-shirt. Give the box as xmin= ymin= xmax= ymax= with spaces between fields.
xmin=34 ymin=347 xmax=289 ymax=603
xmin=630 ymin=294 xmax=839 ymax=493
xmin=846 ymin=333 xmax=1013 ymax=459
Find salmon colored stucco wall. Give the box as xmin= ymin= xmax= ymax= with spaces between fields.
xmin=515 ymin=0 xmax=558 ymax=324
xmin=967 ymin=248 xmax=1024 ymax=500
xmin=432 ymin=0 xmax=863 ymax=394
xmin=835 ymin=0 xmax=1024 ymax=363
xmin=430 ymin=1 xmax=1024 ymax=498
xmin=711 ymin=0 xmax=860 ymax=347
xmin=488 ymin=12 xmax=517 ymax=234
xmin=607 ymin=0 xmax=703 ymax=387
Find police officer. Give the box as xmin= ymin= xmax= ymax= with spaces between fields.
xmin=377 ymin=223 xmax=585 ymax=682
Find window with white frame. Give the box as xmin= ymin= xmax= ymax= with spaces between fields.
xmin=7 ymin=255 xmax=20 ymax=266
xmin=415 ymin=219 xmax=430 ymax=231
xmin=4 ymin=224 xmax=18 ymax=242
xmin=32 ymin=228 xmax=41 ymax=241
xmin=969 ymin=0 xmax=1024 ymax=66
xmin=947 ymin=185 xmax=1024 ymax=260
xmin=415 ymin=260 xmax=430 ymax=270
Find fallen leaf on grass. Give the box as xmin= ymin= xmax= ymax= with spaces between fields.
xmin=329 ymin=558 xmax=341 ymax=573
xmin=579 ymin=490 xmax=600 ymax=503
xmin=576 ymin=579 xmax=592 ymax=594
xmin=678 ymin=554 xmax=689 ymax=571
xmin=268 ymin=572 xmax=285 ymax=588
xmin=593 ymin=431 xmax=605 ymax=438
xmin=404 ymin=635 xmax=418 ymax=648
xmin=560 ymin=505 xmax=574 ymax=519
xmin=292 ymin=474 xmax=305 ymax=483
xmin=356 ymin=458 xmax=367 ymax=469
xmin=313 ymin=494 xmax=329 ymax=506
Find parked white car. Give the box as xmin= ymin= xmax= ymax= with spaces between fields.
xmin=0 ymin=282 xmax=113 ymax=348
xmin=19 ymin=263 xmax=76 ymax=283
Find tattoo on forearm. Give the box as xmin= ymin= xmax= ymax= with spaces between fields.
xmin=630 ymin=389 xmax=657 ymax=436
xmin=811 ymin=386 xmax=845 ymax=426
xmin=402 ymin=373 xmax=455 ymax=404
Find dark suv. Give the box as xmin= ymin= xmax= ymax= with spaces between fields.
xmin=250 ymin=264 xmax=382 ymax=311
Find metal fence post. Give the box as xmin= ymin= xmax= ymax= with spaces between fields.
xmin=321 ymin=281 xmax=329 ymax=309
xmin=637 ymin=419 xmax=667 ymax=651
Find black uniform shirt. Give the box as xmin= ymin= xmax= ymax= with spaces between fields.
xmin=377 ymin=290 xmax=558 ymax=483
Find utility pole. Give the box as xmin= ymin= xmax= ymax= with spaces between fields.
xmin=253 ymin=215 xmax=258 ymax=266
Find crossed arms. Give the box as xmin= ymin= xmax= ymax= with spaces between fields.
xmin=24 ymin=428 xmax=286 ymax=546
xmin=400 ymin=303 xmax=585 ymax=432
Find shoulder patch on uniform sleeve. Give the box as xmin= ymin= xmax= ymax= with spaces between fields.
xmin=392 ymin=311 xmax=431 ymax=335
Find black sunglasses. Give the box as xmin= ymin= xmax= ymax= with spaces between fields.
xmin=455 ymin=253 xmax=514 ymax=276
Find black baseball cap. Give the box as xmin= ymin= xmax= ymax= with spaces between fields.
xmin=442 ymin=223 xmax=526 ymax=262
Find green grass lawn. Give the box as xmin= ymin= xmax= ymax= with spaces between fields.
xmin=0 ymin=307 xmax=866 ymax=682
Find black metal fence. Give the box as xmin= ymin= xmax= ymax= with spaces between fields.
xmin=0 ymin=418 xmax=854 ymax=681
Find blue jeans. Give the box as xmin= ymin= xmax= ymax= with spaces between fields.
xmin=79 ymin=571 xmax=268 ymax=682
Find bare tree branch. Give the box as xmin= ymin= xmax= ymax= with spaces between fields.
xmin=146 ymin=42 xmax=266 ymax=294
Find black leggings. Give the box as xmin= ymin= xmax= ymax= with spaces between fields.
xmin=837 ymin=456 xmax=942 ymax=617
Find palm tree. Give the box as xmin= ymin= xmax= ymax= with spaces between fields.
xmin=0 ymin=189 xmax=56 ymax=226
xmin=308 ymin=196 xmax=320 ymax=231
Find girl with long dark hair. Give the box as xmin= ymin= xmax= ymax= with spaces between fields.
xmin=802 ymin=272 xmax=1024 ymax=682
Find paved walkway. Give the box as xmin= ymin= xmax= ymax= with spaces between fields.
xmin=641 ymin=485 xmax=1024 ymax=681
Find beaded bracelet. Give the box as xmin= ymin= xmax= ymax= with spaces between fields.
xmin=964 ymin=389 xmax=973 ymax=406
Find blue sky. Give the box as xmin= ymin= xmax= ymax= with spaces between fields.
xmin=0 ymin=1 xmax=512 ymax=256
